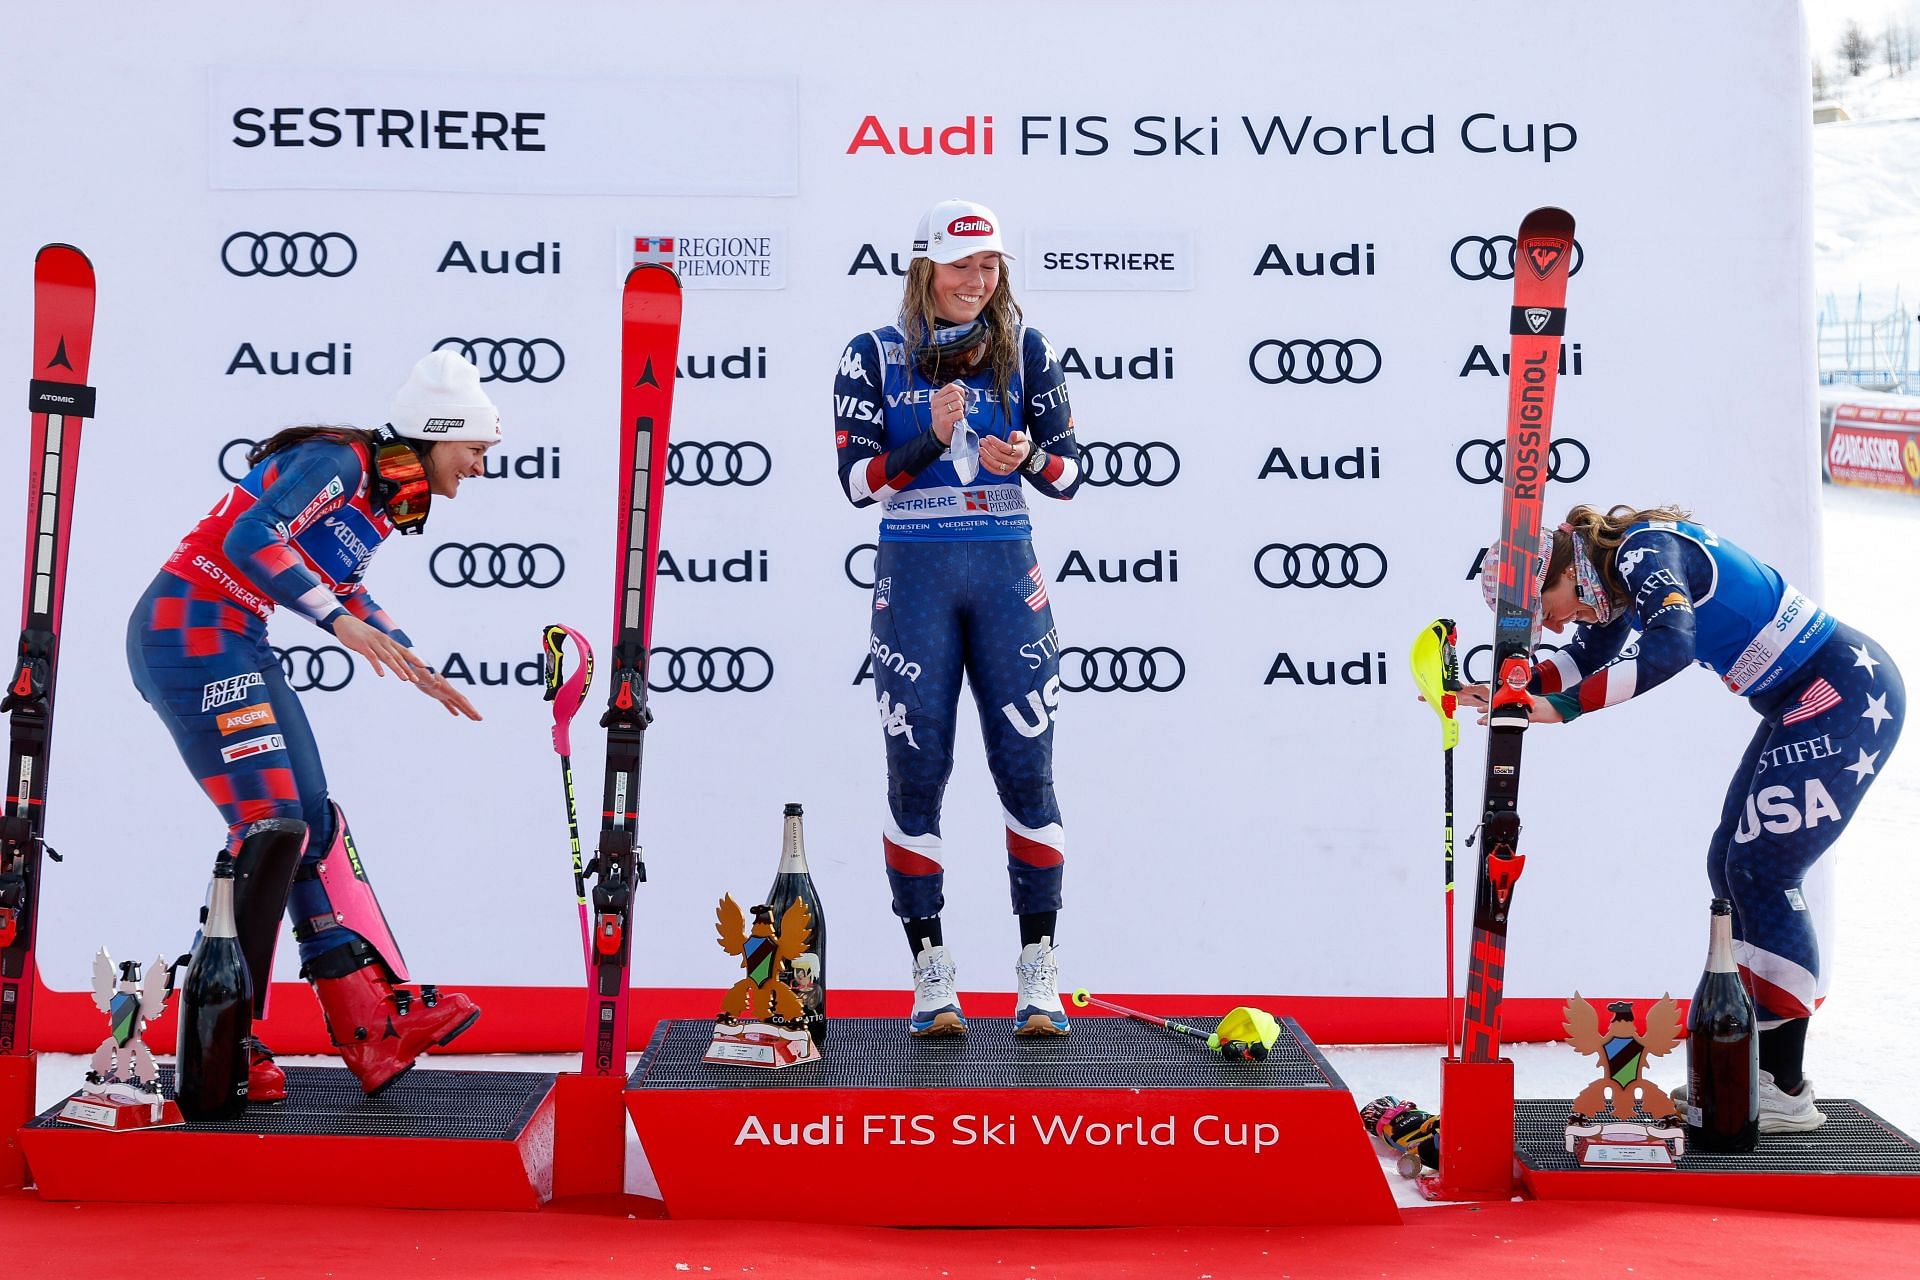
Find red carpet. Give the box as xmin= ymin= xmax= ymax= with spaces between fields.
xmin=3 ymin=1190 xmax=1913 ymax=1279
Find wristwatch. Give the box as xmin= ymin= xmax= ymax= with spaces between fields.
xmin=1021 ymin=445 xmax=1049 ymax=476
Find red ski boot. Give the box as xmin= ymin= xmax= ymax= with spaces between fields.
xmin=307 ymin=942 xmax=480 ymax=1096
xmin=247 ymin=1037 xmax=287 ymax=1104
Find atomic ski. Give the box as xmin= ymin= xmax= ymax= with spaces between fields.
xmin=582 ymin=264 xmax=681 ymax=1076
xmin=0 ymin=245 xmax=97 ymax=1056
xmin=1459 ymin=208 xmax=1575 ymax=1063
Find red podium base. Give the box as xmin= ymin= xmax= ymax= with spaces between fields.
xmin=21 ymin=1066 xmax=555 ymax=1210
xmin=551 ymin=1071 xmax=629 ymax=1199
xmin=626 ymin=1016 xmax=1398 ymax=1227
xmin=1430 ymin=1055 xmax=1516 ymax=1201
xmin=1515 ymin=1097 xmax=1920 ymax=1217
xmin=0 ymin=1054 xmax=34 ymax=1189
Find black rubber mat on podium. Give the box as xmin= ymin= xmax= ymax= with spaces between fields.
xmin=1514 ymin=1097 xmax=1920 ymax=1174
xmin=629 ymin=1015 xmax=1346 ymax=1091
xmin=28 ymin=1066 xmax=553 ymax=1139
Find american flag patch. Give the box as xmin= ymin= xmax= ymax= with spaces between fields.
xmin=1781 ymin=677 xmax=1842 ymax=726
xmin=1019 ymin=564 xmax=1049 ymax=612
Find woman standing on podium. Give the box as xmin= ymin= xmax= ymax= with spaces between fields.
xmin=832 ymin=198 xmax=1086 ymax=1037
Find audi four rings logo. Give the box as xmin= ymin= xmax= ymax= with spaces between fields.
xmin=1454 ymin=437 xmax=1591 ymax=485
xmin=1058 ymin=646 xmax=1185 ymax=693
xmin=1254 ymin=542 xmax=1389 ymax=588
xmin=430 ymin=542 xmax=565 ymax=589
xmin=648 ymin=646 xmax=774 ymax=693
xmin=221 ymin=231 xmax=358 ymax=278
xmin=1248 ymin=339 xmax=1381 ymax=385
xmin=1450 ymin=234 xmax=1586 ymax=282
xmin=219 ymin=438 xmax=262 ymax=483
xmin=273 ymin=645 xmax=354 ymax=692
xmin=1079 ymin=441 xmax=1180 ymax=487
xmin=667 ymin=440 xmax=773 ymax=486
xmin=433 ymin=337 xmax=565 ymax=384
xmin=844 ymin=543 xmax=879 ymax=589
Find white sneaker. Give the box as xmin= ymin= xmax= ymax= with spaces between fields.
xmin=1672 ymin=1070 xmax=1826 ymax=1133
xmin=1014 ymin=941 xmax=1070 ymax=1037
xmin=1758 ymin=1071 xmax=1825 ymax=1133
xmin=909 ymin=945 xmax=967 ymax=1037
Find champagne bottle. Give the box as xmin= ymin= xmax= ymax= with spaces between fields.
xmin=764 ymin=802 xmax=826 ymax=1046
xmin=176 ymin=856 xmax=253 ymax=1121
xmin=1684 ymin=897 xmax=1758 ymax=1153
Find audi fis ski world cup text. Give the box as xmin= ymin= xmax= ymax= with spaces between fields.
xmin=844 ymin=112 xmax=1577 ymax=160
xmin=732 ymin=1111 xmax=1281 ymax=1154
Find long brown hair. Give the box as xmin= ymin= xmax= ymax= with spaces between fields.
xmin=898 ymin=257 xmax=1024 ymax=415
xmin=247 ymin=424 xmax=376 ymax=468
xmin=1548 ymin=503 xmax=1693 ymax=606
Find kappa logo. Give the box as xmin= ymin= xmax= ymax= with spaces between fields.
xmin=202 ymin=672 xmax=265 ymax=712
xmin=1618 ymin=545 xmax=1658 ymax=576
xmin=839 ymin=346 xmax=870 ymax=385
xmin=215 ymin=704 xmax=277 ymax=736
xmin=878 ymin=691 xmax=918 ymax=749
xmin=220 ymin=733 xmax=287 ymax=763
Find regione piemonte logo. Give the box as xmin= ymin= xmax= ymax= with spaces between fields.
xmin=1023 ymin=228 xmax=1194 ymax=292
xmin=623 ymin=230 xmax=784 ymax=289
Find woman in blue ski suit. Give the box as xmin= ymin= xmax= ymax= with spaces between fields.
xmin=1464 ymin=503 xmax=1903 ymax=1133
xmin=833 ymin=199 xmax=1086 ymax=1038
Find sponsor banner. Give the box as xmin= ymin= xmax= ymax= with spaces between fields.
xmin=620 ymin=230 xmax=786 ymax=289
xmin=208 ymin=66 xmax=797 ymax=194
xmin=1826 ymin=418 xmax=1920 ymax=493
xmin=1022 ymin=228 xmax=1195 ymax=291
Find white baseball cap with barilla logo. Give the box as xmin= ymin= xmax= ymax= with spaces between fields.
xmin=388 ymin=350 xmax=502 ymax=443
xmin=911 ymin=198 xmax=1015 ymax=265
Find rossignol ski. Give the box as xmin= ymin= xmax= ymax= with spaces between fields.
xmin=582 ymin=264 xmax=680 ymax=1076
xmin=1459 ymin=208 xmax=1574 ymax=1063
xmin=0 ymin=245 xmax=96 ymax=1056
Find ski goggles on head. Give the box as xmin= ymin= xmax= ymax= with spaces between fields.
xmin=370 ymin=426 xmax=431 ymax=535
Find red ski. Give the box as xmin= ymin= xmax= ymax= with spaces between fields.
xmin=1 ymin=245 xmax=97 ymax=1055
xmin=584 ymin=265 xmax=681 ymax=1076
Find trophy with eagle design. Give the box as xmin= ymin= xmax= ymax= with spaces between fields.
xmin=703 ymin=894 xmax=822 ymax=1069
xmin=1560 ymin=993 xmax=1686 ymax=1166
xmin=56 ymin=947 xmax=184 ymax=1130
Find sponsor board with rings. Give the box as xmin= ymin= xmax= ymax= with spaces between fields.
xmin=1057 ymin=645 xmax=1185 ymax=693
xmin=1254 ymin=542 xmax=1389 ymax=588
xmin=430 ymin=542 xmax=565 ymax=589
xmin=666 ymin=440 xmax=773 ymax=486
xmin=1454 ymin=437 xmax=1591 ymax=485
xmin=647 ymin=646 xmax=774 ymax=693
xmin=273 ymin=645 xmax=354 ymax=693
xmin=433 ymin=336 xmax=566 ymax=384
xmin=844 ymin=543 xmax=879 ymax=589
xmin=1248 ymin=338 xmax=1381 ymax=385
xmin=219 ymin=438 xmax=262 ymax=483
xmin=221 ymin=231 xmax=357 ymax=278
xmin=1450 ymin=233 xmax=1586 ymax=282
xmin=1078 ymin=440 xmax=1180 ymax=487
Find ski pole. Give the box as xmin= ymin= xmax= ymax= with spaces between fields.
xmin=1069 ymin=990 xmax=1270 ymax=1060
xmin=1410 ymin=617 xmax=1461 ymax=1058
xmin=541 ymin=623 xmax=595 ymax=975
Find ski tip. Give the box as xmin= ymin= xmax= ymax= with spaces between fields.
xmin=624 ymin=262 xmax=682 ymax=291
xmin=1518 ymin=207 xmax=1575 ymax=240
xmin=34 ymin=243 xmax=95 ymax=279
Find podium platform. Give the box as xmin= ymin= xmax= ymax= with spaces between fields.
xmin=1514 ymin=1097 xmax=1920 ymax=1217
xmin=21 ymin=1066 xmax=555 ymax=1210
xmin=625 ymin=1015 xmax=1398 ymax=1227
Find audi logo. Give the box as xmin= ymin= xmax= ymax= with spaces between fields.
xmin=430 ymin=542 xmax=565 ymax=589
xmin=221 ymin=231 xmax=357 ymax=279
xmin=1248 ymin=339 xmax=1381 ymax=385
xmin=667 ymin=440 xmax=772 ymax=487
xmin=1454 ymin=437 xmax=1591 ymax=486
xmin=219 ymin=438 xmax=262 ymax=483
xmin=844 ymin=543 xmax=878 ymax=589
xmin=1080 ymin=441 xmax=1179 ymax=488
xmin=433 ymin=337 xmax=565 ymax=384
xmin=648 ymin=646 xmax=774 ymax=693
xmin=1450 ymin=234 xmax=1586 ymax=282
xmin=1254 ymin=542 xmax=1388 ymax=589
xmin=273 ymin=644 xmax=354 ymax=692
xmin=1058 ymin=646 xmax=1184 ymax=693
xmin=1463 ymin=640 xmax=1564 ymax=686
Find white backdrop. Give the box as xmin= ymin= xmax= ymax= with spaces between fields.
xmin=0 ymin=2 xmax=1819 ymax=1017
